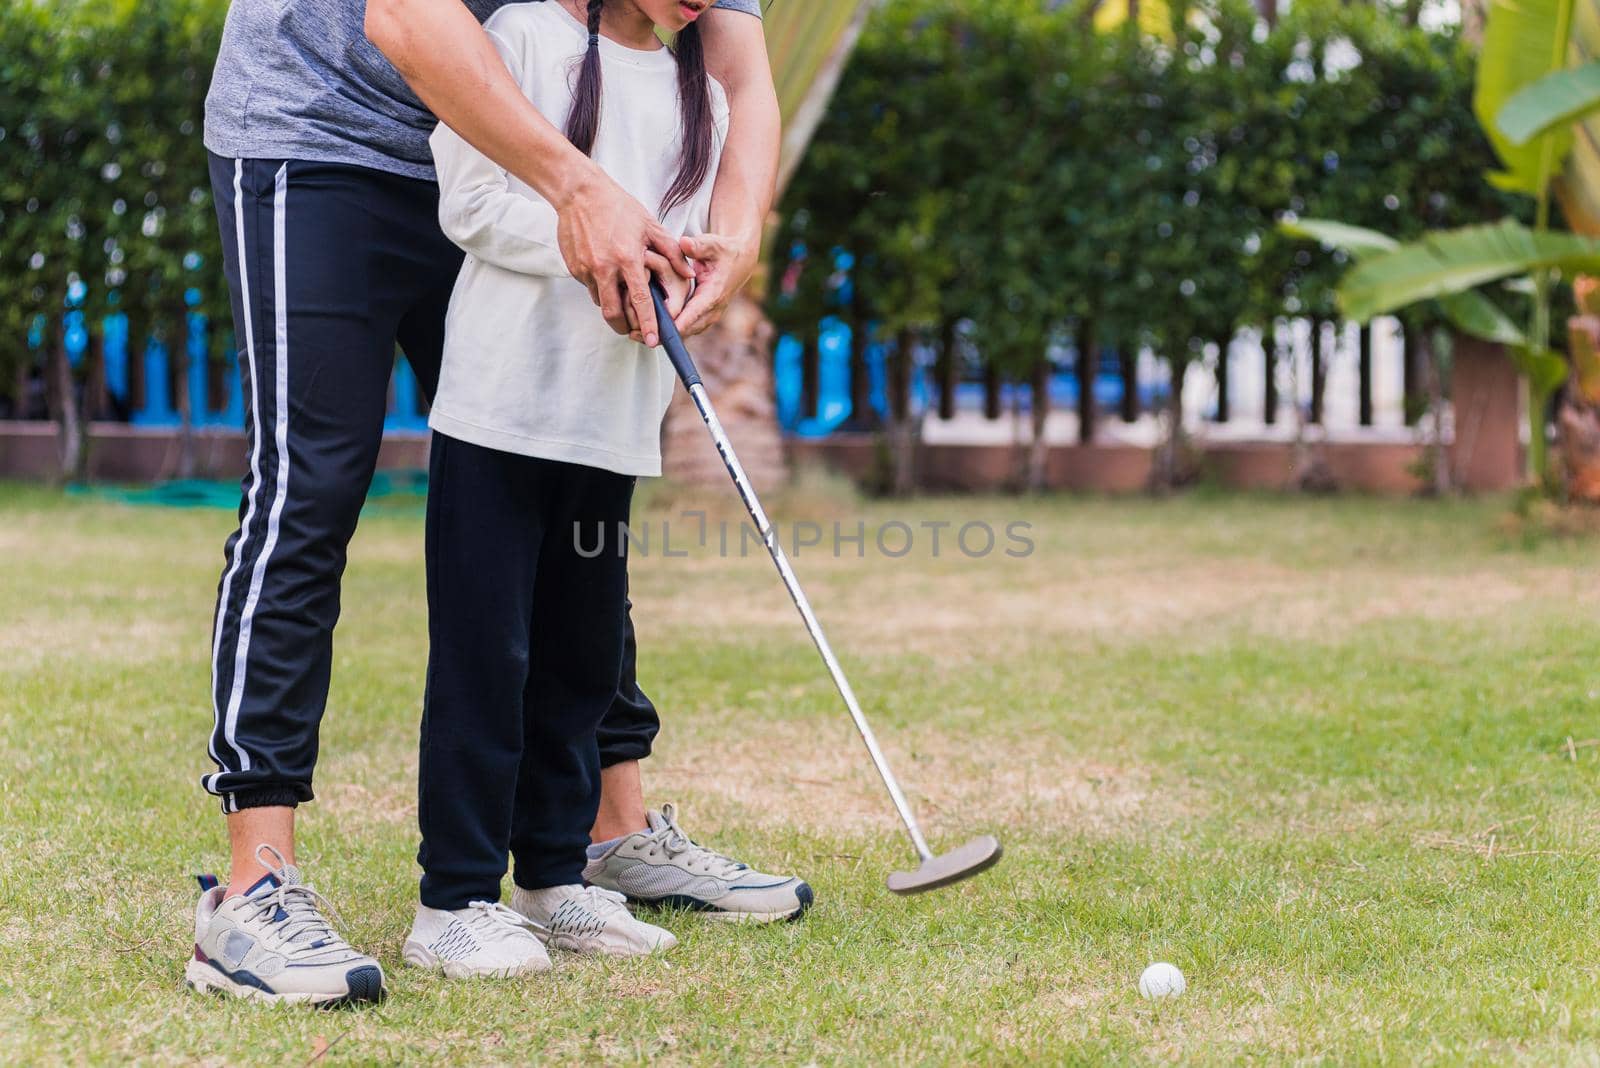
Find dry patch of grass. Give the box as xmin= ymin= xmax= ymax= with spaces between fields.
xmin=647 ymin=716 xmax=1170 ymax=841
xmin=632 ymin=539 xmax=1593 ymax=665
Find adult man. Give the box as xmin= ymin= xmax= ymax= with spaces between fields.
xmin=188 ymin=0 xmax=805 ymax=1006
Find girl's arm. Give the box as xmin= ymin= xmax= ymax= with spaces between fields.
xmin=431 ymin=100 xmax=568 ymax=278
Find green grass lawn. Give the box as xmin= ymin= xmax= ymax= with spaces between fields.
xmin=4 ymin=480 xmax=1600 ymax=1064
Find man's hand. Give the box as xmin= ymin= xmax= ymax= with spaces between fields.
xmin=628 ymin=249 xmax=693 ymax=343
xmin=555 ymin=173 xmax=694 ymax=348
xmin=676 ymin=231 xmax=759 ymax=337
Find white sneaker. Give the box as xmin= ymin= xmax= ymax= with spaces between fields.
xmin=585 ymin=803 xmax=814 ymax=924
xmin=402 ymin=901 xmax=552 ymax=979
xmin=509 ymin=883 xmax=678 ymax=957
xmin=184 ymin=845 xmax=385 ymax=1006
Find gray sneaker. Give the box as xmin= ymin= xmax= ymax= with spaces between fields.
xmin=184 ymin=845 xmax=385 ymax=1006
xmin=584 ymin=804 xmax=814 ymax=924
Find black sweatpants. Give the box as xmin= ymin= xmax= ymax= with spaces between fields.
xmin=419 ymin=436 xmax=633 ymax=909
xmin=202 ymin=154 xmax=660 ymax=812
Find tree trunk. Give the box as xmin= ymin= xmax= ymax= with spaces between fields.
xmin=1418 ymin=328 xmax=1454 ymax=496
xmin=128 ymin=313 xmax=148 ymax=413
xmin=1401 ymin=321 xmax=1422 ymax=426
xmin=1310 ymin=319 xmax=1329 ymax=426
xmin=1150 ymin=358 xmax=1191 ymax=492
xmin=85 ymin=331 xmax=107 ymax=423
xmin=1292 ymin=326 xmax=1337 ymax=493
xmin=46 ymin=323 xmax=84 ymax=483
xmin=800 ymin=319 xmax=820 ymax=420
xmin=936 ymin=317 xmax=958 ymax=421
xmin=1028 ymin=357 xmax=1051 ymax=492
xmin=1263 ymin=326 xmax=1280 ymax=427
xmin=982 ymin=360 xmax=1002 ymax=421
xmin=847 ymin=310 xmax=877 ymax=430
xmin=1559 ymin=277 xmax=1600 ymax=502
xmin=885 ymin=329 xmax=918 ymax=496
xmin=1214 ymin=336 xmax=1231 ymax=423
xmin=11 ymin=359 xmax=29 ymax=420
xmin=1358 ymin=323 xmax=1374 ymax=427
xmin=1119 ymin=348 xmax=1138 ymax=423
xmin=173 ymin=315 xmax=198 ymax=480
xmin=1075 ymin=318 xmax=1097 ymax=444
xmin=660 ymin=291 xmax=787 ymax=490
xmin=1258 ymin=0 xmax=1278 ymax=28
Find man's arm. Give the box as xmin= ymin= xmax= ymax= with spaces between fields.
xmin=365 ymin=0 xmax=687 ymax=345
xmin=678 ymin=8 xmax=782 ymax=337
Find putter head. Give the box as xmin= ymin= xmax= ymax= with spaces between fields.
xmin=886 ymin=835 xmax=1003 ymax=895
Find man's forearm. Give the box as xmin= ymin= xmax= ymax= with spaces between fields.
xmin=702 ymin=10 xmax=781 ymax=246
xmin=365 ymin=0 xmax=601 ymax=209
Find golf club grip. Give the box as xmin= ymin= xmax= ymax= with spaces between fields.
xmin=648 ymin=280 xmax=702 ymax=388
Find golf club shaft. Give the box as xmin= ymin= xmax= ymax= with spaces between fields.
xmin=649 ymin=283 xmax=934 ymax=861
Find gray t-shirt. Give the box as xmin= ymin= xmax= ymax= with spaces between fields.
xmin=203 ymin=0 xmax=762 ymax=180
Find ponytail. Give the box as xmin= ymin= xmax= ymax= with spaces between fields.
xmin=545 ymin=0 xmax=716 ymax=217
xmin=564 ymin=0 xmax=606 ymax=157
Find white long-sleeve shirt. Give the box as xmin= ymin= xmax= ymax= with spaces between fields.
xmin=427 ymin=1 xmax=728 ymax=476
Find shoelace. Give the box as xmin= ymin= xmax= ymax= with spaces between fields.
xmin=574 ymin=885 xmax=630 ymax=915
xmin=464 ymin=900 xmax=538 ymax=940
xmin=245 ymin=843 xmax=345 ymax=952
xmin=247 ymin=882 xmax=343 ymax=949
xmin=647 ymin=805 xmax=748 ymax=879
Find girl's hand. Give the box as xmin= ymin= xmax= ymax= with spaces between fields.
xmin=633 ymin=249 xmax=693 ymax=343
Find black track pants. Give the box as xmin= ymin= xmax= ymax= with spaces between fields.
xmin=418 ymin=436 xmax=634 ymax=909
xmin=201 ymin=154 xmax=659 ymax=812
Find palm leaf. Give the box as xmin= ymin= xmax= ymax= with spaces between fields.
xmin=764 ymin=0 xmax=875 ymax=195
xmin=1499 ymin=61 xmax=1600 ymax=145
xmin=1339 ymin=219 xmax=1600 ymax=321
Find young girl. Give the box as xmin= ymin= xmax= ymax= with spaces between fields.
xmin=403 ymin=0 xmax=727 ymax=978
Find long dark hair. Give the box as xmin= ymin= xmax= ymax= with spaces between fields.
xmin=555 ymin=0 xmax=715 ymax=216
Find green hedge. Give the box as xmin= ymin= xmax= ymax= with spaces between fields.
xmin=0 ymin=0 xmax=228 ymax=390
xmin=772 ymin=0 xmax=1520 ymax=392
xmin=1 ymin=0 xmax=1521 ymax=426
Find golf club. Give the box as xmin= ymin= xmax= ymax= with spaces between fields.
xmin=649 ymin=281 xmax=1002 ymax=894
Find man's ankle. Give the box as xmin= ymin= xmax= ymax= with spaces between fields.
xmin=224 ymin=805 xmax=297 ymax=899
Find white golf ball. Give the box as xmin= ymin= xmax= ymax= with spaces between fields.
xmin=1138 ymin=962 xmax=1186 ymax=999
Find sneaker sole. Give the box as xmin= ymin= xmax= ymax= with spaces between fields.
xmin=629 ymin=882 xmax=814 ymax=926
xmin=401 ymin=940 xmax=551 ymax=979
xmin=532 ymin=929 xmax=679 ymax=957
xmin=184 ymin=958 xmax=385 ymax=1008
xmin=696 ymin=906 xmax=806 ymax=925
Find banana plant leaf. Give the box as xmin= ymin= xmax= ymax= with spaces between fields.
xmin=1499 ymin=60 xmax=1600 ymax=145
xmin=1475 ymin=0 xmax=1577 ymax=196
xmin=1512 ymin=343 xmax=1570 ymax=395
xmin=1559 ymin=0 xmax=1600 ymax=232
xmin=1283 ymin=218 xmax=1526 ymax=345
xmin=1438 ymin=292 xmax=1529 ymax=345
xmin=1279 ymin=219 xmax=1399 ymax=258
xmin=1339 ymin=219 xmax=1600 ymax=321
